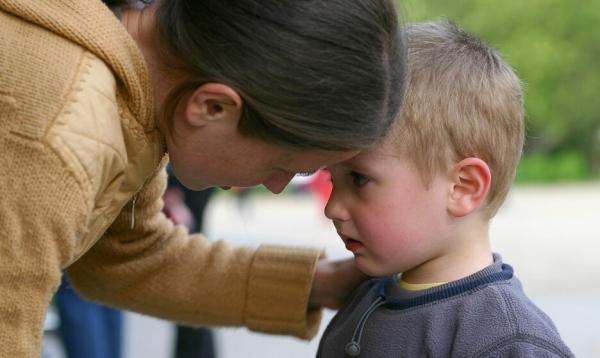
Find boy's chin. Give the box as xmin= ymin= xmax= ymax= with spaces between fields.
xmin=355 ymin=258 xmax=395 ymax=278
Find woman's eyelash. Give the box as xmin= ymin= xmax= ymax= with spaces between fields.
xmin=295 ymin=170 xmax=317 ymax=177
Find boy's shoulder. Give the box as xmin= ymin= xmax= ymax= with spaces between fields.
xmin=447 ymin=278 xmax=574 ymax=357
xmin=318 ymin=260 xmax=574 ymax=357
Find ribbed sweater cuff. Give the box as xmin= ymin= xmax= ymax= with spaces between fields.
xmin=245 ymin=244 xmax=324 ymax=339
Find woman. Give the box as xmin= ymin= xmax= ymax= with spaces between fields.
xmin=0 ymin=0 xmax=404 ymax=356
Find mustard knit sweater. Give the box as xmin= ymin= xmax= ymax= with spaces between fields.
xmin=0 ymin=1 xmax=323 ymax=356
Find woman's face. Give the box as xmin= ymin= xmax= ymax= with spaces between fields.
xmin=157 ymin=75 xmax=359 ymax=194
xmin=166 ymin=126 xmax=358 ymax=193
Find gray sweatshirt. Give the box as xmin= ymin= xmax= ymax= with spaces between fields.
xmin=317 ymin=254 xmax=574 ymax=357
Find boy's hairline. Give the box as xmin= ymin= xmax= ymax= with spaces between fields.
xmin=388 ymin=131 xmax=510 ymax=219
xmin=385 ymin=20 xmax=524 ymax=218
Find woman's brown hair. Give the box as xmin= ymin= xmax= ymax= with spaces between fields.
xmin=107 ymin=0 xmax=406 ymax=151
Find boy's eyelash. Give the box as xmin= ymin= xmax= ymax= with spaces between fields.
xmin=350 ymin=171 xmax=369 ymax=186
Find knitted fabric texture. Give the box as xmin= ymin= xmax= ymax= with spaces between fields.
xmin=0 ymin=1 xmax=323 ymax=356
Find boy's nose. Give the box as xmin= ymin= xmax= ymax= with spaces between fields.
xmin=262 ymin=172 xmax=295 ymax=194
xmin=324 ymin=191 xmax=350 ymax=222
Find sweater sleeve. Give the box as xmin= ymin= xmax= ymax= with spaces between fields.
xmin=67 ymin=166 xmax=324 ymax=339
xmin=0 ymin=132 xmax=90 ymax=357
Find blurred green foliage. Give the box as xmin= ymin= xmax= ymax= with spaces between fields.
xmin=516 ymin=151 xmax=588 ymax=182
xmin=398 ymin=0 xmax=600 ymax=181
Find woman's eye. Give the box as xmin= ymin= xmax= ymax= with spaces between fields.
xmin=296 ymin=171 xmax=317 ymax=177
xmin=350 ymin=171 xmax=369 ymax=187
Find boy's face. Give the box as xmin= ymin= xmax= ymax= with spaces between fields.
xmin=325 ymin=142 xmax=452 ymax=277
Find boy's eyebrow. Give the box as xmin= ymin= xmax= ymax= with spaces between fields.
xmin=327 ymin=162 xmax=362 ymax=175
xmin=338 ymin=156 xmax=369 ymax=168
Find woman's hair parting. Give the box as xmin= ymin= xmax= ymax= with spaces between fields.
xmin=156 ymin=0 xmax=406 ymax=151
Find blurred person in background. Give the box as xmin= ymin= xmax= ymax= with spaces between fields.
xmin=55 ymin=278 xmax=123 ymax=358
xmin=164 ymin=170 xmax=217 ymax=358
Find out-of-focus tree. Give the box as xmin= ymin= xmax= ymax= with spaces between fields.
xmin=399 ymin=0 xmax=600 ymax=178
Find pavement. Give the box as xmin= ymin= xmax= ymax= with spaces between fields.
xmin=44 ymin=182 xmax=600 ymax=357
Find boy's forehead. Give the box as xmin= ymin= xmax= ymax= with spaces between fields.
xmin=336 ymin=144 xmax=399 ymax=167
xmin=279 ymin=148 xmax=358 ymax=170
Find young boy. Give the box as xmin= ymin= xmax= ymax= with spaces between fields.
xmin=317 ymin=21 xmax=574 ymax=358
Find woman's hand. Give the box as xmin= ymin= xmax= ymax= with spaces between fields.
xmin=309 ymin=258 xmax=368 ymax=310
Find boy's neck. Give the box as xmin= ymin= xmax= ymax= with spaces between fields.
xmin=401 ymin=217 xmax=493 ymax=284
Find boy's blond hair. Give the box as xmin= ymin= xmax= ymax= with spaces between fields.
xmin=390 ymin=20 xmax=524 ymax=217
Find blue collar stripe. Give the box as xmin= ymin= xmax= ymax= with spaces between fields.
xmin=378 ymin=264 xmax=514 ymax=310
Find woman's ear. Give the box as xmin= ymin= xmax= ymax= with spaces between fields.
xmin=184 ymin=83 xmax=242 ymax=128
xmin=447 ymin=158 xmax=491 ymax=217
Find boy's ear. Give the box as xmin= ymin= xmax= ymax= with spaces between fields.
xmin=184 ymin=83 xmax=242 ymax=128
xmin=447 ymin=158 xmax=491 ymax=217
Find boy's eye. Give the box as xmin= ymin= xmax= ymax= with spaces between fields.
xmin=350 ymin=171 xmax=369 ymax=187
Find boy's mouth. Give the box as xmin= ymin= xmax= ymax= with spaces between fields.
xmin=340 ymin=234 xmax=364 ymax=252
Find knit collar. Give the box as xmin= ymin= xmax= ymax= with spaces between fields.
xmin=0 ymin=0 xmax=155 ymax=132
xmin=380 ymin=253 xmax=513 ymax=309
xmin=343 ymin=254 xmax=514 ymax=357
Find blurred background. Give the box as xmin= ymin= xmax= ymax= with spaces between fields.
xmin=43 ymin=1 xmax=599 ymax=357
xmin=401 ymin=0 xmax=600 ymax=183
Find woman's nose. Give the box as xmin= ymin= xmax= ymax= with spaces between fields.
xmin=262 ymin=172 xmax=295 ymax=194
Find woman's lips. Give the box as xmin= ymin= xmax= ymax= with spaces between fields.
xmin=344 ymin=238 xmax=364 ymax=252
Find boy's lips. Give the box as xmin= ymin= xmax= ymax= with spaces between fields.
xmin=339 ymin=233 xmax=364 ymax=252
xmin=345 ymin=239 xmax=364 ymax=252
